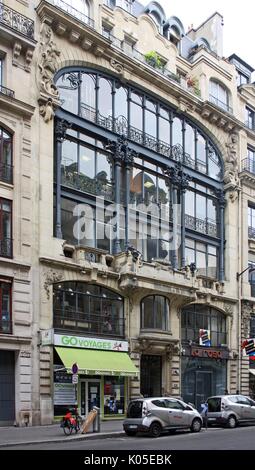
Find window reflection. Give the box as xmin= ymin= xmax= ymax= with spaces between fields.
xmin=141 ymin=295 xmax=169 ymax=330
xmin=98 ymin=78 xmax=112 ymax=117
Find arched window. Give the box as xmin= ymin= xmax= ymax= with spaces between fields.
xmin=181 ymin=305 xmax=227 ymax=347
xmin=53 ymin=282 xmax=124 ymax=337
xmin=209 ymin=80 xmax=231 ymax=113
xmin=141 ymin=295 xmax=169 ymax=330
xmin=0 ymin=127 xmax=12 ymax=184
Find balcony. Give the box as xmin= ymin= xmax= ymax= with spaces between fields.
xmin=0 ymin=1 xmax=34 ymax=39
xmin=0 ymin=238 xmax=12 ymax=258
xmin=0 ymin=163 xmax=13 ymax=185
xmin=54 ymin=309 xmax=125 ymax=337
xmin=46 ymin=0 xmax=94 ymax=29
xmin=0 ymin=317 xmax=11 ymax=334
xmin=209 ymin=94 xmax=233 ymax=114
xmin=185 ymin=214 xmax=218 ymax=237
xmin=242 ymin=158 xmax=255 ymax=175
xmin=0 ymin=84 xmax=15 ymax=99
xmin=61 ymin=167 xmax=113 ymax=200
xmin=249 ymin=227 xmax=255 ymax=240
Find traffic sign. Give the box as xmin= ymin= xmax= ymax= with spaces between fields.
xmin=72 ymin=374 xmax=78 ymax=384
xmin=72 ymin=363 xmax=79 ymax=374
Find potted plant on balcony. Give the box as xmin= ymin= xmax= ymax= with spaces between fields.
xmin=187 ymin=76 xmax=201 ymax=97
xmin=144 ymin=51 xmax=164 ymax=70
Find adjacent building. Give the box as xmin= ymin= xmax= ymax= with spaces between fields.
xmin=0 ymin=0 xmax=255 ymax=425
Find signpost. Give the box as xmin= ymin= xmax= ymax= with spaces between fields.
xmin=72 ymin=363 xmax=79 ymax=404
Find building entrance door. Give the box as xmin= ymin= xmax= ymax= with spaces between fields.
xmin=80 ymin=380 xmax=100 ymax=417
xmin=195 ymin=371 xmax=212 ymax=410
xmin=0 ymin=351 xmax=15 ymax=425
xmin=140 ymin=355 xmax=162 ymax=397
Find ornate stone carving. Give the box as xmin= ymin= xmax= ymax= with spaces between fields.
xmin=39 ymin=98 xmax=54 ymax=123
xmin=110 ymin=58 xmax=124 ymax=75
xmin=242 ymin=300 xmax=253 ymax=338
xmin=44 ymin=270 xmax=63 ymax=300
xmin=166 ymin=342 xmax=180 ymax=360
xmin=38 ymin=23 xmax=60 ymax=98
xmin=164 ymin=162 xmax=192 ymax=190
xmin=224 ymin=133 xmax=239 ymax=186
xmin=105 ymin=136 xmax=137 ymax=165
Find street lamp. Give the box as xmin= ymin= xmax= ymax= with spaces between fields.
xmin=236 ymin=265 xmax=255 ymax=280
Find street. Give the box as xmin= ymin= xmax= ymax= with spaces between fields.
xmin=3 ymin=425 xmax=255 ymax=450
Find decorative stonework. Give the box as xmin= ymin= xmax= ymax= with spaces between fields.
xmin=224 ymin=132 xmax=239 ymax=186
xmin=43 ymin=269 xmax=63 ymax=300
xmin=110 ymin=58 xmax=124 ymax=75
xmin=38 ymin=23 xmax=61 ymax=122
xmin=241 ymin=300 xmax=254 ymax=338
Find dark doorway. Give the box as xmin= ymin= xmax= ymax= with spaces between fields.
xmin=195 ymin=371 xmax=212 ymax=410
xmin=0 ymin=350 xmax=15 ymax=425
xmin=140 ymin=355 xmax=162 ymax=397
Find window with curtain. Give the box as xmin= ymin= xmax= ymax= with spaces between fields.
xmin=141 ymin=295 xmax=169 ymax=331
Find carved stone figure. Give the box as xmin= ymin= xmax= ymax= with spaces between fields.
xmin=224 ymin=133 xmax=239 ymax=185
xmin=38 ymin=23 xmax=60 ymax=98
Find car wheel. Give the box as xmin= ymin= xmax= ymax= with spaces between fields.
xmin=226 ymin=415 xmax=237 ymax=429
xmin=125 ymin=430 xmax=137 ymax=437
xmin=190 ymin=418 xmax=202 ymax=433
xmin=149 ymin=422 xmax=162 ymax=438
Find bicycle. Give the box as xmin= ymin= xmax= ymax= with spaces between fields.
xmin=60 ymin=410 xmax=81 ymax=435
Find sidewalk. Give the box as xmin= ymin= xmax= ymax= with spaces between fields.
xmin=0 ymin=419 xmax=125 ymax=448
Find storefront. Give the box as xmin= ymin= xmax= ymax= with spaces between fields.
xmin=53 ymin=334 xmax=138 ymax=419
xmin=181 ymin=304 xmax=228 ymax=409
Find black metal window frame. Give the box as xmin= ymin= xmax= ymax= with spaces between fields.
xmin=0 ymin=126 xmax=13 ymax=184
xmin=181 ymin=304 xmax=227 ymax=347
xmin=209 ymin=79 xmax=232 ymax=114
xmin=0 ymin=278 xmax=12 ymax=334
xmin=250 ymin=315 xmax=255 ymax=338
xmin=0 ymin=197 xmax=12 ymax=258
xmin=54 ymin=67 xmax=225 ymax=279
xmin=140 ymin=294 xmax=170 ymax=331
xmin=55 ymin=68 xmax=223 ymax=182
xmin=185 ymin=238 xmax=218 ymax=278
xmin=245 ymin=107 xmax=255 ymax=130
xmin=53 ymin=281 xmax=125 ymax=337
xmin=248 ymin=205 xmax=255 ymax=239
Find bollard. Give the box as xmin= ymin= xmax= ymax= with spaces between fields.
xmin=92 ymin=406 xmax=100 ymax=433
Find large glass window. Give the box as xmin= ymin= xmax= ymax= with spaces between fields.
xmin=0 ymin=127 xmax=12 ymax=184
xmin=248 ymin=206 xmax=255 ymax=239
xmin=0 ymin=280 xmax=12 ymax=334
xmin=53 ymin=282 xmax=124 ymax=336
xmin=185 ymin=186 xmax=217 ymax=237
xmin=0 ymin=198 xmax=12 ymax=258
xmin=104 ymin=376 xmax=125 ymax=415
xmin=245 ymin=107 xmax=255 ymax=130
xmin=185 ymin=239 xmax=217 ymax=278
xmin=181 ymin=305 xmax=227 ymax=347
xmin=209 ymin=80 xmax=230 ymax=113
xmin=141 ymin=295 xmax=169 ymax=331
xmin=56 ymin=69 xmax=223 ymax=181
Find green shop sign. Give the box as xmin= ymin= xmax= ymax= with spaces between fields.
xmin=54 ymin=334 xmax=128 ymax=352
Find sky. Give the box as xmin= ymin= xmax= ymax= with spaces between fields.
xmin=138 ymin=0 xmax=255 ymax=68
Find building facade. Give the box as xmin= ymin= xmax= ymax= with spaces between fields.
xmin=0 ymin=0 xmax=254 ymax=425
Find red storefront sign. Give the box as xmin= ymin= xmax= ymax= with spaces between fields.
xmin=191 ymin=347 xmax=229 ymax=359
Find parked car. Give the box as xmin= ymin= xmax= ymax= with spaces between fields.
xmin=123 ymin=397 xmax=202 ymax=438
xmin=201 ymin=394 xmax=255 ymax=428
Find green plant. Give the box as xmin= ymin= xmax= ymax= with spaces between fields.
xmin=187 ymin=76 xmax=201 ymax=97
xmin=144 ymin=51 xmax=164 ymax=70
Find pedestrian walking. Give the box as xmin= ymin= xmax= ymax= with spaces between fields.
xmin=200 ymin=401 xmax=208 ymax=430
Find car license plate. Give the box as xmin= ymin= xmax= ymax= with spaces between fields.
xmin=129 ymin=425 xmax=137 ymax=429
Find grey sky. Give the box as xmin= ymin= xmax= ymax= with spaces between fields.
xmin=138 ymin=0 xmax=255 ymax=68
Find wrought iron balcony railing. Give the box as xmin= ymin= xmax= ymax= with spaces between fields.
xmin=185 ymin=214 xmax=218 ymax=237
xmin=61 ymin=167 xmax=113 ymax=200
xmin=0 ymin=84 xmax=15 ymax=98
xmin=0 ymin=317 xmax=12 ymax=334
xmin=249 ymin=227 xmax=255 ymax=240
xmin=0 ymin=1 xmax=34 ymax=39
xmin=242 ymin=158 xmax=255 ymax=175
xmin=47 ymin=0 xmax=95 ymax=29
xmin=209 ymin=94 xmax=233 ymax=114
xmin=245 ymin=120 xmax=255 ymax=132
xmin=0 ymin=163 xmax=13 ymax=184
xmin=80 ymin=103 xmax=209 ymax=173
xmin=0 ymin=238 xmax=12 ymax=258
xmin=54 ymin=309 xmax=125 ymax=337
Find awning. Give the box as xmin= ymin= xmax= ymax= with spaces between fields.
xmin=249 ymin=369 xmax=255 ymax=376
xmin=55 ymin=347 xmax=139 ymax=377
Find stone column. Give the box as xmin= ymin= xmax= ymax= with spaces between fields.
xmin=216 ymin=189 xmax=226 ymax=282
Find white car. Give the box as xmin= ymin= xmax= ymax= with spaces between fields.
xmin=123 ymin=397 xmax=202 ymax=438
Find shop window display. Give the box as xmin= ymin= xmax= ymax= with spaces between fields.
xmin=104 ymin=376 xmax=125 ymax=415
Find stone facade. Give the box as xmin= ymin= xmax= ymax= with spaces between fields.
xmin=0 ymin=0 xmax=254 ymax=425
